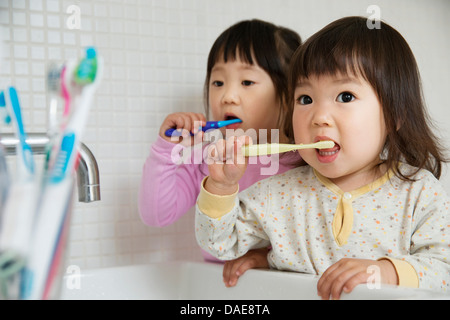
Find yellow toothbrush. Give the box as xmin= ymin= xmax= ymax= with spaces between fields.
xmin=242 ymin=141 xmax=335 ymax=157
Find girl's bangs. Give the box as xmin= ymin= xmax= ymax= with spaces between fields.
xmin=208 ymin=24 xmax=257 ymax=67
xmin=296 ymin=40 xmax=368 ymax=81
xmin=293 ymin=19 xmax=374 ymax=83
xmin=219 ymin=37 xmax=255 ymax=65
xmin=209 ymin=20 xmax=275 ymax=68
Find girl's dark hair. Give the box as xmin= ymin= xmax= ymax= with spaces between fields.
xmin=204 ymin=19 xmax=301 ymax=133
xmin=286 ymin=16 xmax=447 ymax=180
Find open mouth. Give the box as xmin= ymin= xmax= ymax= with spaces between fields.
xmin=315 ymin=138 xmax=340 ymax=162
xmin=224 ymin=114 xmax=241 ymax=122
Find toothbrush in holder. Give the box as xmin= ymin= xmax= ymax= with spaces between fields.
xmin=22 ymin=47 xmax=103 ymax=300
xmin=165 ymin=119 xmax=242 ymax=137
xmin=4 ymin=87 xmax=34 ymax=180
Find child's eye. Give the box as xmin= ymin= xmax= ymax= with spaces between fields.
xmin=242 ymin=80 xmax=255 ymax=86
xmin=212 ymin=81 xmax=223 ymax=87
xmin=337 ymin=92 xmax=355 ymax=103
xmin=297 ymin=95 xmax=313 ymax=105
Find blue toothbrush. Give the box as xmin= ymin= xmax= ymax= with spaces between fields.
xmin=5 ymin=87 xmax=34 ymax=178
xmin=0 ymin=91 xmax=12 ymax=124
xmin=165 ymin=119 xmax=242 ymax=137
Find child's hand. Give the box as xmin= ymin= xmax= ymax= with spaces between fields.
xmin=205 ymin=136 xmax=252 ymax=196
xmin=317 ymin=258 xmax=398 ymax=300
xmin=223 ymin=248 xmax=269 ymax=288
xmin=159 ymin=112 xmax=206 ymax=145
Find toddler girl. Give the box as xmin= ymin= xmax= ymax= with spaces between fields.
xmin=139 ymin=20 xmax=302 ymax=261
xmin=195 ymin=16 xmax=450 ymax=299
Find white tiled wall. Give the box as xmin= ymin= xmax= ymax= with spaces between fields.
xmin=1 ymin=0 xmax=449 ymax=271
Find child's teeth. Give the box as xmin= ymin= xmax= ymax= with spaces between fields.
xmin=319 ymin=150 xmax=338 ymax=156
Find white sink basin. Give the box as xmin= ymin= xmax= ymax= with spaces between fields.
xmin=60 ymin=261 xmax=449 ymax=300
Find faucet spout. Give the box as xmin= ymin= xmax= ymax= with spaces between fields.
xmin=0 ymin=133 xmax=101 ymax=203
xmin=77 ymin=142 xmax=101 ymax=202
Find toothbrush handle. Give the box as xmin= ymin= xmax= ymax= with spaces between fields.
xmin=165 ymin=128 xmax=194 ymax=137
xmin=165 ymin=121 xmax=218 ymax=137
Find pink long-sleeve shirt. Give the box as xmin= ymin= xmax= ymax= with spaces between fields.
xmin=138 ymin=136 xmax=301 ymax=260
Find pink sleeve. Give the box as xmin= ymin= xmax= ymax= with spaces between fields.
xmin=138 ymin=136 xmax=206 ymax=227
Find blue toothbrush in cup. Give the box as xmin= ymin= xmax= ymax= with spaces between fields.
xmin=165 ymin=118 xmax=242 ymax=137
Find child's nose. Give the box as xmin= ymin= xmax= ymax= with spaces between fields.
xmin=221 ymin=85 xmax=240 ymax=105
xmin=312 ymin=104 xmax=333 ymax=127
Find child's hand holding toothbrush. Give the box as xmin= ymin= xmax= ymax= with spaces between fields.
xmin=159 ymin=112 xmax=206 ymax=146
xmin=204 ymin=136 xmax=252 ymax=196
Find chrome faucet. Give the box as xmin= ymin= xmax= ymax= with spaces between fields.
xmin=0 ymin=133 xmax=100 ymax=203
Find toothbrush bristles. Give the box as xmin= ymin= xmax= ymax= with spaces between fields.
xmin=316 ymin=141 xmax=335 ymax=149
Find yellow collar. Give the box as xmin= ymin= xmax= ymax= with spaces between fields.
xmin=313 ymin=168 xmax=393 ymax=246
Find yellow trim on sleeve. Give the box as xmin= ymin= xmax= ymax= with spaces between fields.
xmin=378 ymin=257 xmax=419 ymax=288
xmin=197 ymin=177 xmax=238 ymax=219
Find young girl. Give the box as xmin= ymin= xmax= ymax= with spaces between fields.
xmin=138 ymin=20 xmax=302 ymax=261
xmin=195 ymin=16 xmax=450 ymax=299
